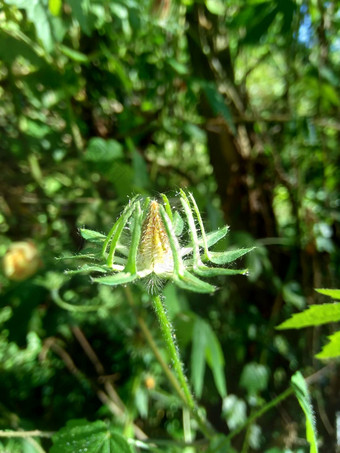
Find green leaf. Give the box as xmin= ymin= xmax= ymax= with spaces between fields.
xmin=28 ymin=2 xmax=55 ymax=52
xmin=291 ymin=372 xmax=318 ymax=453
xmin=191 ymin=317 xmax=226 ymax=398
xmin=0 ymin=30 xmax=43 ymax=66
xmin=191 ymin=317 xmax=207 ymax=398
xmin=315 ymin=331 xmax=340 ymax=359
xmin=92 ymin=272 xmax=137 ymax=286
xmin=59 ymin=44 xmax=89 ymax=63
xmin=208 ymin=247 xmax=255 ymax=265
xmin=222 ymin=394 xmax=247 ymax=430
xmin=316 ymin=288 xmax=340 ymax=300
xmin=276 ymin=303 xmax=340 ymax=330
xmin=68 ymin=0 xmax=91 ymax=35
xmin=49 ymin=0 xmax=62 ymax=16
xmin=85 ymin=138 xmax=124 ymax=162
xmin=240 ymin=362 xmax=269 ymax=396
xmin=204 ymin=320 xmax=227 ymax=398
xmin=51 ymin=420 xmax=133 ymax=453
xmin=205 ymin=0 xmax=225 ymax=15
xmin=80 ymin=228 xmax=106 ymax=242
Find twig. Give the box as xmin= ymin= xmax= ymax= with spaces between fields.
xmin=0 ymin=430 xmax=53 ymax=438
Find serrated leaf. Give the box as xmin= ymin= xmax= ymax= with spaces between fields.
xmin=316 ymin=288 xmax=340 ymax=300
xmin=291 ymin=372 xmax=318 ymax=453
xmin=276 ymin=303 xmax=340 ymax=330
xmin=207 ymin=247 xmax=255 ymax=265
xmin=315 ymin=331 xmax=340 ymax=359
xmin=92 ymin=273 xmax=137 ymax=286
xmin=80 ymin=229 xmax=106 ymax=242
xmin=51 ymin=420 xmax=133 ymax=453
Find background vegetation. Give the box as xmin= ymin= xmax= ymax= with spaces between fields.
xmin=0 ymin=0 xmax=339 ymax=451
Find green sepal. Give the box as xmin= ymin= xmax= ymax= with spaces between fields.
xmin=124 ymin=201 xmax=143 ymax=274
xmin=102 ymin=195 xmax=139 ymax=258
xmin=92 ymin=272 xmax=137 ymax=286
xmin=57 ymin=253 xmax=98 ymax=261
xmin=206 ymin=247 xmax=255 ymax=265
xmin=182 ymin=226 xmax=230 ymax=257
xmin=161 ymin=193 xmax=173 ymax=222
xmin=203 ymin=226 xmax=230 ymax=247
xmin=79 ymin=228 xmax=106 ymax=242
xmin=194 ymin=265 xmax=249 ymax=277
xmin=65 ymin=264 xmax=111 ymax=275
xmin=173 ymin=211 xmax=184 ymax=236
xmin=173 ymin=269 xmax=215 ymax=293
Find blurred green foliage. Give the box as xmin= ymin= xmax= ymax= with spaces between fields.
xmin=0 ymin=0 xmax=339 ymax=452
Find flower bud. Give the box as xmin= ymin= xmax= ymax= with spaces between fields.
xmin=3 ymin=241 xmax=41 ymax=281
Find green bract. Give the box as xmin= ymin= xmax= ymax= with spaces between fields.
xmin=64 ymin=191 xmax=253 ymax=293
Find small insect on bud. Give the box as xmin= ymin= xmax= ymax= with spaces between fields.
xmin=137 ymin=200 xmax=174 ymax=276
xmin=3 ymin=241 xmax=41 ymax=281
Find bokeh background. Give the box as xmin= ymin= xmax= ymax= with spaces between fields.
xmin=1 ymin=0 xmax=339 ymax=451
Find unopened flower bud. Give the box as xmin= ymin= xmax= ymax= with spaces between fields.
xmin=3 ymin=241 xmax=41 ymax=281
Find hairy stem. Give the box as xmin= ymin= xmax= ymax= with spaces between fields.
xmin=151 ymin=294 xmax=195 ymax=408
xmin=125 ymin=288 xmax=215 ymax=438
xmin=151 ymin=294 xmax=215 ymax=439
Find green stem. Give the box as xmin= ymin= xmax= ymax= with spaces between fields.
xmin=0 ymin=430 xmax=54 ymax=438
xmin=226 ymin=387 xmax=293 ymax=442
xmin=151 ymin=294 xmax=215 ymax=439
xmin=151 ymin=294 xmax=195 ymax=409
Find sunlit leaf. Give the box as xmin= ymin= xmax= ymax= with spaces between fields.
xmin=315 ymin=331 xmax=340 ymax=360
xmin=49 ymin=0 xmax=62 ymax=16
xmin=276 ymin=303 xmax=340 ymax=330
xmin=316 ymin=288 xmax=340 ymax=300
xmin=291 ymin=372 xmax=318 ymax=453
